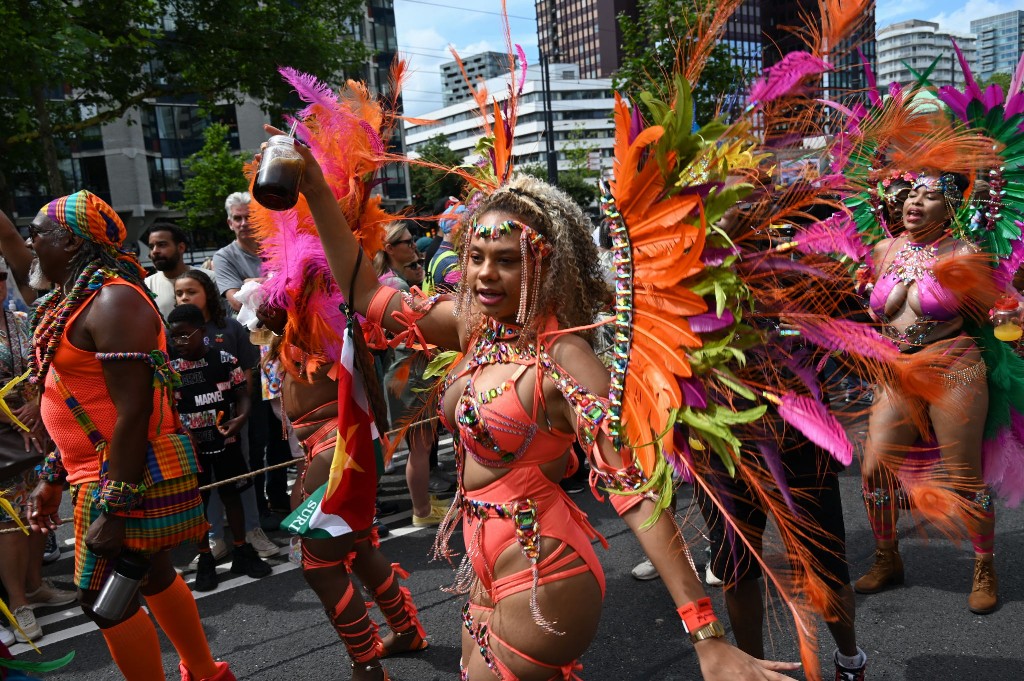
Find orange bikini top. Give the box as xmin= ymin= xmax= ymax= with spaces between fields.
xmin=445 ymin=361 xmax=575 ymax=469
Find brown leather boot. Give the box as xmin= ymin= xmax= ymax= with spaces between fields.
xmin=854 ymin=544 xmax=904 ymax=594
xmin=967 ymin=556 xmax=998 ymax=614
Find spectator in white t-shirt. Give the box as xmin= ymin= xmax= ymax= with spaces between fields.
xmin=144 ymin=222 xmax=213 ymax=318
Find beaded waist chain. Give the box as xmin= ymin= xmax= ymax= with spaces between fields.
xmin=461 ymin=497 xmax=540 ymax=563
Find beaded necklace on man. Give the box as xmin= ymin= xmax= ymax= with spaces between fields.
xmin=30 ymin=261 xmax=116 ymax=384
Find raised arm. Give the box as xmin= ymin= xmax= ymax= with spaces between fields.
xmin=259 ymin=125 xmax=462 ymax=351
xmin=0 ymin=211 xmax=38 ymax=303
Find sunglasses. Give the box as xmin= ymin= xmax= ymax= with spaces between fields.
xmin=0 ymin=272 xmax=7 ymax=282
xmin=390 ymin=238 xmax=417 ymax=248
xmin=28 ymin=223 xmax=63 ymax=241
xmin=171 ymin=328 xmax=201 ymax=344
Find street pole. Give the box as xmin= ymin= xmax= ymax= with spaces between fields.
xmin=540 ymin=49 xmax=558 ymax=185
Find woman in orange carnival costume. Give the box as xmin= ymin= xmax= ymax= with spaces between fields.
xmin=252 ymin=126 xmax=801 ymax=679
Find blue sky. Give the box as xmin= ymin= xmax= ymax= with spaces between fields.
xmin=393 ymin=0 xmax=1022 ymax=115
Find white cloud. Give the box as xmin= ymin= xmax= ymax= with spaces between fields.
xmin=877 ymin=0 xmax=1020 ymax=32
xmin=876 ymin=0 xmax=931 ymax=26
xmin=394 ymin=0 xmax=537 ymax=115
xmin=928 ymin=1 xmax=1020 ymax=32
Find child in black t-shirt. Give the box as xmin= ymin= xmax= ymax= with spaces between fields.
xmin=168 ymin=304 xmax=271 ymax=591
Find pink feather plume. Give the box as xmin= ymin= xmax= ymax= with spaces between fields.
xmin=748 ymin=52 xmax=831 ymax=107
xmin=775 ymin=392 xmax=853 ymax=466
xmin=794 ymin=212 xmax=871 ymax=262
xmin=789 ymin=316 xmax=900 ymax=363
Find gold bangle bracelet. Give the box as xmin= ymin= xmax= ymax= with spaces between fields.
xmin=690 ymin=620 xmax=726 ymax=644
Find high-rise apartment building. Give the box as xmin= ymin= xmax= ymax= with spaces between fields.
xmin=535 ymin=0 xmax=638 ymax=79
xmin=971 ymin=11 xmax=1024 ymax=82
xmin=723 ymin=1 xmax=764 ymax=77
xmin=441 ymin=52 xmax=512 ymax=106
xmin=535 ymin=1 xmax=875 ymax=98
xmin=762 ymin=0 xmax=876 ymax=98
xmin=356 ymin=0 xmax=412 ymax=209
xmin=407 ymin=63 xmax=616 ymax=174
xmin=876 ymin=20 xmax=976 ymax=89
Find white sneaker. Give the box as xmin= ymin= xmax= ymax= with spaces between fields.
xmin=210 ymin=537 xmax=230 ymax=561
xmin=705 ymin=563 xmax=724 ymax=587
xmin=13 ymin=606 xmax=42 ymax=643
xmin=26 ymin=579 xmax=76 ymax=609
xmin=0 ymin=625 xmax=14 ymax=646
xmin=191 ymin=536 xmax=230 ymax=567
xmin=631 ymin=558 xmax=660 ymax=581
xmin=246 ymin=528 xmax=279 ymax=558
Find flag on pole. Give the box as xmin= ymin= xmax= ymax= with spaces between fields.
xmin=282 ymin=319 xmax=380 ymax=538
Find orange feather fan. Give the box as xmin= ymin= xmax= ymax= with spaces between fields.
xmin=605 ymin=93 xmax=708 ymax=474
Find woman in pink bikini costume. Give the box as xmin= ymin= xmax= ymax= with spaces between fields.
xmin=857 ymin=172 xmax=998 ymax=614
xmin=270 ymin=134 xmax=801 ymax=681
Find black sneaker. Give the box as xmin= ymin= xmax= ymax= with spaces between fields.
xmin=231 ymin=543 xmax=273 ymax=579
xmin=194 ymin=553 xmax=219 ymax=592
xmin=374 ymin=516 xmax=390 ymax=539
xmin=42 ymin=532 xmax=61 ymax=564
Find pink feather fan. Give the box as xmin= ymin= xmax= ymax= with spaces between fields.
xmin=771 ymin=392 xmax=853 ymax=465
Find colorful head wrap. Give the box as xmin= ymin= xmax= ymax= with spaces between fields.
xmin=439 ymin=201 xmax=466 ymax=235
xmin=41 ymin=190 xmax=146 ymax=278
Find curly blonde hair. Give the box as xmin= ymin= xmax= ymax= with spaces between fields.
xmin=459 ymin=175 xmax=612 ymax=339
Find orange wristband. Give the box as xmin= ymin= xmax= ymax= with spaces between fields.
xmin=677 ymin=597 xmax=717 ymax=634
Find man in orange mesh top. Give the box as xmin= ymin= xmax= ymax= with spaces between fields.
xmin=25 ymin=190 xmax=235 ymax=681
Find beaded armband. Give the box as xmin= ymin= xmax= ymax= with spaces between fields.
xmin=94 ymin=477 xmax=147 ymax=514
xmin=594 ymin=460 xmax=650 ymax=493
xmin=36 ymin=450 xmax=67 ymax=484
xmin=538 ymin=350 xmax=609 ymax=448
xmin=96 ymin=350 xmax=181 ymax=389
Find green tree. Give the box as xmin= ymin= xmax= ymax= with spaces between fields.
xmin=981 ymin=72 xmax=1014 ymax=92
xmin=169 ymin=123 xmax=247 ymax=244
xmin=519 ymin=126 xmax=601 ymax=210
xmin=409 ymin=134 xmax=466 ymax=212
xmin=0 ymin=0 xmax=367 ymax=207
xmin=519 ymin=164 xmax=598 ymax=211
xmin=612 ymin=0 xmax=748 ymax=124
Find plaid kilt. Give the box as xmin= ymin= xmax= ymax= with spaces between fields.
xmin=71 ymin=476 xmax=208 ymax=591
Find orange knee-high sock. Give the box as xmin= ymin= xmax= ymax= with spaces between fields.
xmin=144 ymin=575 xmax=219 ymax=679
xmin=100 ymin=608 xmax=167 ymax=681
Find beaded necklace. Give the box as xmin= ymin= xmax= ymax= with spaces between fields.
xmin=30 ymin=262 xmax=115 ymax=384
xmin=884 ymin=241 xmax=939 ymax=287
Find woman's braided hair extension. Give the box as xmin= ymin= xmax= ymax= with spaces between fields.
xmin=463 ymin=175 xmax=612 ymax=342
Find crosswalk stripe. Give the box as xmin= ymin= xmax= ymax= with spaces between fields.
xmin=8 ymin=517 xmax=431 ymax=655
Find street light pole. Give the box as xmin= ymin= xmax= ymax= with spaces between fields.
xmin=540 ymin=49 xmax=558 ymax=185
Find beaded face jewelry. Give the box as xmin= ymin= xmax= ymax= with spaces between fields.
xmin=456 ymin=218 xmax=553 ymax=327
xmin=913 ymin=174 xmax=963 ymax=205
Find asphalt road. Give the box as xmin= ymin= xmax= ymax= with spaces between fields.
xmin=10 ymin=425 xmax=1024 ymax=681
